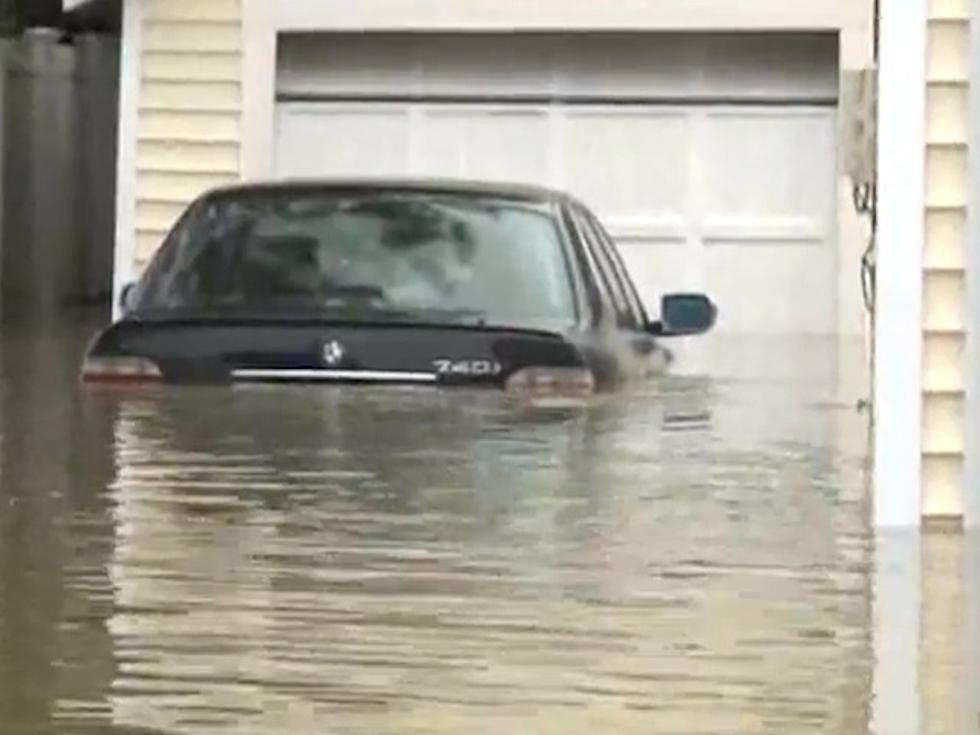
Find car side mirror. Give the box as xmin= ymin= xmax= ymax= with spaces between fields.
xmin=648 ymin=293 xmax=717 ymax=337
xmin=118 ymin=282 xmax=137 ymax=314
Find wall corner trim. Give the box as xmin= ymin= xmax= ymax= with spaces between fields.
xmin=964 ymin=0 xmax=980 ymax=529
xmin=111 ymin=0 xmax=142 ymax=321
xmin=873 ymin=0 xmax=928 ymax=528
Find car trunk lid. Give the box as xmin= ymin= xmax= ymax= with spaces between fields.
xmin=83 ymin=318 xmax=586 ymax=387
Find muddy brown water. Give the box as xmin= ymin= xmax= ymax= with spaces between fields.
xmin=0 ymin=318 xmax=881 ymax=733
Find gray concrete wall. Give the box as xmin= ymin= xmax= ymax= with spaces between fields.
xmin=0 ymin=40 xmax=6 ymax=319
xmin=75 ymin=32 xmax=120 ymax=305
xmin=0 ymin=28 xmax=119 ymax=322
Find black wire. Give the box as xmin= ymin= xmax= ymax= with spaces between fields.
xmin=853 ymin=183 xmax=877 ymax=314
xmin=861 ymin=234 xmax=876 ymax=314
xmin=852 ymin=183 xmax=876 ymax=215
xmin=857 ymin=177 xmax=878 ymax=418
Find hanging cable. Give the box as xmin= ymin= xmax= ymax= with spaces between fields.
xmin=852 ymin=180 xmax=877 ymax=424
xmin=853 ymin=182 xmax=877 ymax=315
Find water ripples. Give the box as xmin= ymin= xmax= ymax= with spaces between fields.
xmin=0 ymin=325 xmax=874 ymax=734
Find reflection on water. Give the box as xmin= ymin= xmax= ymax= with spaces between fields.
xmin=0 ymin=319 xmax=892 ymax=733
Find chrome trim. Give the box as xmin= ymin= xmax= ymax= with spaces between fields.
xmin=231 ymin=368 xmax=438 ymax=383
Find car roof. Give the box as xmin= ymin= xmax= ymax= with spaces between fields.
xmin=202 ymin=177 xmax=579 ymax=206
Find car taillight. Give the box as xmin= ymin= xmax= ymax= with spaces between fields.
xmin=80 ymin=356 xmax=163 ymax=384
xmin=504 ymin=366 xmax=595 ymax=395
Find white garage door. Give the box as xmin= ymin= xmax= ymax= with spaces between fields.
xmin=274 ymin=33 xmax=840 ymax=337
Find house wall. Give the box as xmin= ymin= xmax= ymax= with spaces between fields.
xmin=116 ymin=3 xmax=880 ymax=501
xmin=128 ymin=0 xmax=242 ymax=275
xmin=117 ymin=0 xmax=873 ymax=282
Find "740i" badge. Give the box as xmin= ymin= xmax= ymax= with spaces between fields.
xmin=432 ymin=359 xmax=503 ymax=377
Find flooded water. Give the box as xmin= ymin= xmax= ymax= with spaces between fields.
xmin=0 ymin=316 xmax=920 ymax=734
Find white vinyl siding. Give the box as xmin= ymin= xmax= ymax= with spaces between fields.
xmin=922 ymin=0 xmax=971 ymax=520
xmin=134 ymin=0 xmax=242 ymax=271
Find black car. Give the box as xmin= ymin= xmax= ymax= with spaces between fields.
xmin=81 ymin=179 xmax=717 ymax=393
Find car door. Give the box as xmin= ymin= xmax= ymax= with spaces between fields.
xmin=581 ymin=208 xmax=651 ymax=327
xmin=568 ymin=205 xmax=664 ymax=375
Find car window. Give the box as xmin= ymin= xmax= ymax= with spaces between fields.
xmin=571 ymin=206 xmax=637 ymax=328
xmin=582 ymin=210 xmax=648 ymax=326
xmin=134 ymin=192 xmax=578 ymax=331
xmin=559 ymin=206 xmax=609 ymax=324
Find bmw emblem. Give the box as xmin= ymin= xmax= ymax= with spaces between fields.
xmin=322 ymin=340 xmax=346 ymax=367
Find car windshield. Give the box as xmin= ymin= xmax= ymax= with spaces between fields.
xmin=133 ymin=190 xmax=577 ymax=330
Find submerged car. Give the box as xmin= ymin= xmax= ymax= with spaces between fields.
xmin=81 ymin=179 xmax=717 ymax=392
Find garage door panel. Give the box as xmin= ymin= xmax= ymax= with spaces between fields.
xmin=418 ymin=36 xmax=556 ymax=96
xmin=701 ymin=215 xmax=825 ymax=245
xmin=702 ymin=35 xmax=839 ymax=101
xmin=274 ymin=102 xmax=837 ymax=336
xmin=561 ymin=109 xmax=691 ymax=217
xmin=704 ymin=247 xmax=837 ymax=335
xmin=559 ymin=36 xmax=702 ymax=98
xmin=693 ymin=110 xmax=836 ymax=334
xmin=700 ymin=111 xmax=835 ymax=218
xmin=279 ymin=33 xmax=838 ymax=102
xmin=415 ymin=108 xmax=550 ymax=183
xmin=278 ymin=35 xmax=417 ymax=97
xmin=276 ymin=105 xmax=412 ymax=177
xmin=603 ymin=217 xmax=691 ymax=314
xmin=604 ymin=216 xmax=688 ymax=244
xmin=273 ymin=33 xmax=840 ymax=338
xmin=615 ymin=241 xmax=691 ymax=317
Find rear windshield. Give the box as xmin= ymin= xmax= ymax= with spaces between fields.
xmin=134 ymin=190 xmax=577 ymax=330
